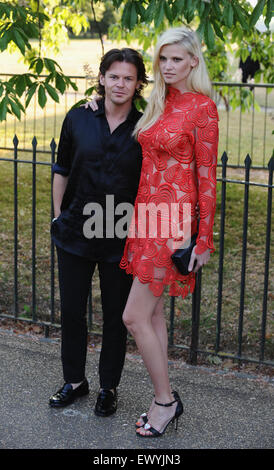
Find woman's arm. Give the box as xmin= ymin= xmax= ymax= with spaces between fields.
xmin=188 ymin=99 xmax=219 ymax=273
xmin=188 ymin=245 xmax=210 ymax=273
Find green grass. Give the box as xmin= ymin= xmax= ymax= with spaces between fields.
xmin=0 ymin=155 xmax=273 ymax=363
xmin=168 ymin=178 xmax=274 ymax=361
xmin=1 ymin=93 xmax=273 ymax=168
xmin=0 ymin=39 xmax=273 ymax=366
xmin=1 ymin=40 xmax=273 ymax=168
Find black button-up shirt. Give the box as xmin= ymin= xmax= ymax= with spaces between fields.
xmin=51 ymin=100 xmax=143 ymax=262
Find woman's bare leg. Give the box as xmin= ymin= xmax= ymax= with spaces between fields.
xmin=123 ymin=278 xmax=177 ymax=435
xmin=151 ymin=296 xmax=168 ymax=364
xmin=135 ymin=296 xmax=167 ymax=427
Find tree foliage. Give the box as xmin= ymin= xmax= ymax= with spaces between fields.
xmin=109 ymin=0 xmax=273 ymax=112
xmin=0 ymin=1 xmax=84 ymax=120
xmin=0 ymin=0 xmax=273 ymax=121
xmin=110 ymin=0 xmax=273 ymax=82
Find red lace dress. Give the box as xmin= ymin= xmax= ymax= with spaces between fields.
xmin=120 ymin=87 xmax=219 ymax=298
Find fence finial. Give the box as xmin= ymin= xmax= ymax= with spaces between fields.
xmin=50 ymin=138 xmax=56 ymax=152
xmin=13 ymin=135 xmax=18 ymax=147
xmin=244 ymin=154 xmax=252 ymax=167
xmin=221 ymin=151 xmax=228 ymax=164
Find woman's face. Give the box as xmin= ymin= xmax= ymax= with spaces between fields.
xmin=159 ymin=43 xmax=198 ymax=92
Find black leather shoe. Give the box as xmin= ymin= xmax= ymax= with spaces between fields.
xmin=49 ymin=378 xmax=89 ymax=408
xmin=94 ymin=389 xmax=117 ymax=417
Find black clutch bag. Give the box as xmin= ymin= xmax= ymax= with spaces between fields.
xmin=171 ymin=232 xmax=198 ymax=275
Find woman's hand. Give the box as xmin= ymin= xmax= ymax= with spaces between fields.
xmin=83 ymin=94 xmax=101 ymax=111
xmin=188 ymin=246 xmax=210 ymax=273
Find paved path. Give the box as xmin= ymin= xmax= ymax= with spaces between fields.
xmin=0 ymin=329 xmax=273 ymax=454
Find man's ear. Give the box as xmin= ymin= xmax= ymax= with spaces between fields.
xmin=99 ymin=74 xmax=105 ymax=86
xmin=136 ymin=80 xmax=142 ymax=90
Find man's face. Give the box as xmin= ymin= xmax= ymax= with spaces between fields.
xmin=100 ymin=61 xmax=141 ymax=106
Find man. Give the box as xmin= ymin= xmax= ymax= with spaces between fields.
xmin=49 ymin=48 xmax=147 ymax=416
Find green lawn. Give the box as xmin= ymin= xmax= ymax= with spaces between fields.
xmin=0 ymin=39 xmax=273 ymax=367
xmin=0 ymin=153 xmax=273 ymax=363
xmin=1 ymin=39 xmax=273 ymax=168
xmin=1 ymin=91 xmax=273 ymax=168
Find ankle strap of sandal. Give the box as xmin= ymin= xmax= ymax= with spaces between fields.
xmin=155 ymin=398 xmax=177 ymax=407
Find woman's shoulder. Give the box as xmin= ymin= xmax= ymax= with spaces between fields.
xmin=193 ymin=94 xmax=219 ymax=120
xmin=170 ymin=88 xmax=217 ymax=111
xmin=192 ymin=93 xmax=215 ymax=106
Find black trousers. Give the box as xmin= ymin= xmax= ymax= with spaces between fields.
xmin=56 ymin=247 xmax=132 ymax=388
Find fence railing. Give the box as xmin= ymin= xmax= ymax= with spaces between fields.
xmin=0 ymin=75 xmax=273 ymax=168
xmin=0 ymin=137 xmax=273 ymax=367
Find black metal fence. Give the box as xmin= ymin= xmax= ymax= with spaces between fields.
xmin=0 ymin=75 xmax=273 ymax=168
xmin=0 ymin=138 xmax=273 ymax=367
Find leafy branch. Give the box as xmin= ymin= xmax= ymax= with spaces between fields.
xmin=0 ymin=1 xmax=273 ymax=120
xmin=0 ymin=56 xmax=78 ymax=121
xmin=109 ymin=0 xmax=273 ymax=111
xmin=0 ymin=1 xmax=84 ymax=121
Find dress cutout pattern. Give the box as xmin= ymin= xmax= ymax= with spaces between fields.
xmin=120 ymin=87 xmax=219 ymax=298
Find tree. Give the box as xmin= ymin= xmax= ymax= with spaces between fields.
xmin=109 ymin=0 xmax=273 ymax=110
xmin=0 ymin=0 xmax=273 ymax=121
xmin=0 ymin=0 xmax=92 ymax=120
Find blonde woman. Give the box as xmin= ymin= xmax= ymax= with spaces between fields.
xmin=86 ymin=27 xmax=219 ymax=437
xmin=119 ymin=27 xmax=219 ymax=437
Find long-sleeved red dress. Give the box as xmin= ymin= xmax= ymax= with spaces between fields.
xmin=120 ymin=86 xmax=219 ymax=299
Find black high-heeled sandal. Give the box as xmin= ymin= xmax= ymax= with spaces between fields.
xmin=136 ymin=393 xmax=183 ymax=438
xmin=135 ymin=411 xmax=149 ymax=428
xmin=135 ymin=390 xmax=181 ymax=428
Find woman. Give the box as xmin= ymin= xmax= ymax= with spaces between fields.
xmin=120 ymin=27 xmax=219 ymax=438
xmin=87 ymin=27 xmax=218 ymax=437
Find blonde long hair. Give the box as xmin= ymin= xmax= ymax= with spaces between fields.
xmin=134 ymin=27 xmax=212 ymax=136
